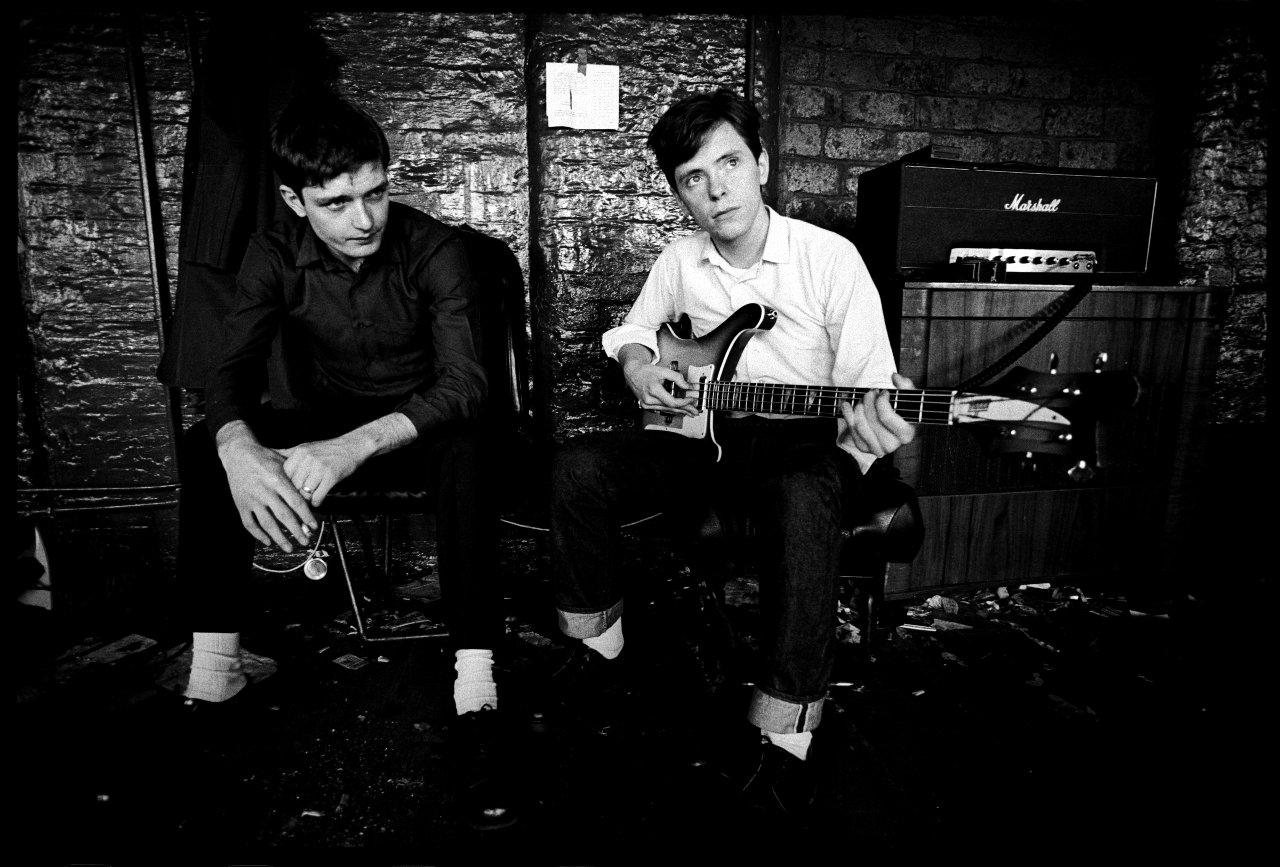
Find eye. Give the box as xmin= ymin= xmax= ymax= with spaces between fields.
xmin=366 ymin=188 xmax=388 ymax=202
xmin=683 ymin=173 xmax=704 ymax=190
xmin=726 ymin=156 xmax=740 ymax=168
xmin=325 ymin=201 xmax=346 ymax=211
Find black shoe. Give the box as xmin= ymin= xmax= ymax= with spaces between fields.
xmin=451 ymin=706 xmax=521 ymax=831
xmin=548 ymin=645 xmax=629 ymax=737
xmin=738 ymin=736 xmax=820 ymax=821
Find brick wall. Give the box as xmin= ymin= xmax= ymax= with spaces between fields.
xmin=1174 ymin=28 xmax=1269 ymax=423
xmin=528 ymin=13 xmax=747 ymax=439
xmin=769 ymin=13 xmax=1170 ymax=238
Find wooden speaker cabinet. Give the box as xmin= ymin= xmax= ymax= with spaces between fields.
xmin=885 ymin=281 xmax=1224 ymax=597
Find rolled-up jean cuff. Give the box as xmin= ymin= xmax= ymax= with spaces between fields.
xmin=748 ymin=686 xmax=825 ymax=733
xmin=556 ymin=599 xmax=624 ymax=639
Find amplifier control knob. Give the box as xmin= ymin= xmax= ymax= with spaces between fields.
xmin=1019 ymin=256 xmax=1030 ymax=263
xmin=1032 ymin=257 xmax=1043 ymax=264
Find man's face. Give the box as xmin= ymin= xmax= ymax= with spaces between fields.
xmin=280 ymin=161 xmax=390 ymax=267
xmin=671 ymin=121 xmax=769 ymax=247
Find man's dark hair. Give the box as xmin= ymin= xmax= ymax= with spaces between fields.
xmin=646 ymin=88 xmax=763 ymax=188
xmin=271 ymin=91 xmax=391 ymax=197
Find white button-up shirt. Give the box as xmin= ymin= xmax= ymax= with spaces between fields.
xmin=603 ymin=208 xmax=898 ymax=471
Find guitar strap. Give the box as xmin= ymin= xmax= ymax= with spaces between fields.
xmin=956 ymin=278 xmax=1095 ymax=391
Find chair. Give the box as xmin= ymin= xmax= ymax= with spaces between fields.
xmin=317 ymin=224 xmax=533 ymax=642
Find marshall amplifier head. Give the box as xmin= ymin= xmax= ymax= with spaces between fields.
xmin=856 ymin=146 xmax=1158 ymax=281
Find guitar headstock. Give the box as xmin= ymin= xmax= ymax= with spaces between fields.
xmin=963 ymin=360 xmax=1141 ymax=481
xmin=992 ymin=364 xmax=1141 ymax=415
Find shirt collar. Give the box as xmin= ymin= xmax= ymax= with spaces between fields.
xmin=294 ymin=224 xmax=327 ymax=269
xmin=292 ymin=211 xmax=403 ymax=272
xmin=700 ymin=206 xmax=790 ymax=269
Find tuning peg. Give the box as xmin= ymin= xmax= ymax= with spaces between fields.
xmin=1067 ymin=459 xmax=1096 ymax=483
xmin=1093 ymin=351 xmax=1108 ymax=373
xmin=1048 ymin=352 xmax=1058 ymax=375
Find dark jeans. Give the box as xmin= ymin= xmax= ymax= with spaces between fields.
xmin=550 ymin=417 xmax=865 ymax=733
xmin=177 ymin=407 xmax=504 ymax=649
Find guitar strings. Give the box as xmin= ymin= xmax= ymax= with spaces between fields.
xmin=671 ymin=382 xmax=1058 ymax=426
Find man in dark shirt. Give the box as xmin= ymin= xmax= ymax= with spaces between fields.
xmin=176 ymin=91 xmax=517 ymax=829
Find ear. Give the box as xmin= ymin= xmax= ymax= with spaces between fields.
xmin=279 ymin=185 xmax=307 ymax=218
xmin=756 ymin=147 xmax=770 ymax=187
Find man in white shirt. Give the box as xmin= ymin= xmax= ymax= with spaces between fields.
xmin=548 ymin=89 xmax=915 ymax=816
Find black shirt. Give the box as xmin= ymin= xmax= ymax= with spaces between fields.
xmin=205 ymin=201 xmax=487 ymax=436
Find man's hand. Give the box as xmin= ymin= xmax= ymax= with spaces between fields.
xmin=839 ymin=372 xmax=917 ymax=458
xmin=216 ymin=423 xmax=317 ymax=553
xmin=277 ymin=435 xmax=369 ymax=508
xmin=620 ymin=343 xmax=699 ymax=417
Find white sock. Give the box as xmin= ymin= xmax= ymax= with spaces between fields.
xmin=454 ymin=648 xmax=498 ymax=715
xmin=764 ymin=729 xmax=813 ymax=761
xmin=582 ymin=616 xmax=624 ymax=660
xmin=185 ymin=631 xmax=247 ymax=703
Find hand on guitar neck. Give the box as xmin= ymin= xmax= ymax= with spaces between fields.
xmin=839 ymin=371 xmax=917 ymax=458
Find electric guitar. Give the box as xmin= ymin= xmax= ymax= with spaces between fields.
xmin=639 ymin=304 xmax=1140 ymax=476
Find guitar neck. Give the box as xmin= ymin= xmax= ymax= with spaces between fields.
xmin=701 ymin=382 xmax=957 ymax=425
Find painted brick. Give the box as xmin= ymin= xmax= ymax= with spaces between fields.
xmin=784 ymin=15 xmax=849 ymax=48
xmin=1010 ymin=66 xmax=1070 ymax=100
xmin=997 ymin=136 xmax=1057 ymax=166
xmin=781 ymin=160 xmax=839 ymax=195
xmin=917 ymin=95 xmax=983 ymax=131
xmin=784 ymin=195 xmax=858 ymax=238
xmin=881 ymin=57 xmax=949 ymax=91
xmin=822 ymin=52 xmax=882 ymax=88
xmin=1044 ymin=104 xmax=1105 ymax=137
xmin=914 ymin=21 xmax=982 ymax=59
xmin=846 ymin=18 xmax=914 ymax=55
xmin=948 ymin=62 xmax=1011 ymax=96
xmin=1104 ymin=106 xmax=1152 ymax=142
xmin=928 ymin=133 xmax=996 ymax=163
xmin=784 ymin=84 xmax=838 ymax=120
xmin=1058 ymin=140 xmax=1118 ymax=170
xmin=982 ymin=31 xmax=1069 ymax=64
xmin=841 ymin=164 xmax=872 ymax=195
xmin=823 ymin=126 xmax=894 ymax=162
xmin=782 ymin=122 xmax=822 ymax=157
xmin=890 ymin=130 xmax=933 ymax=158
xmin=783 ymin=47 xmax=823 ymax=81
xmin=977 ymin=100 xmax=1043 ymax=134
xmin=840 ymin=91 xmax=915 ymax=127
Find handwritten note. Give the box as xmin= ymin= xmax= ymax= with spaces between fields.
xmin=546 ymin=62 xmax=620 ymax=130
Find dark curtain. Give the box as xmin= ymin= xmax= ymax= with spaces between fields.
xmin=156 ymin=13 xmax=342 ymax=401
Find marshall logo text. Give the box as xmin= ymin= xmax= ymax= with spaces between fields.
xmin=1003 ymin=193 xmax=1062 ymax=213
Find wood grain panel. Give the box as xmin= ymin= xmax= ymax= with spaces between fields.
xmin=886 ymin=282 xmax=1222 ymax=594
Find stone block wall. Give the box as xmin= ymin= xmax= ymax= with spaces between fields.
xmin=1173 ymin=28 xmax=1269 ymax=423
xmin=768 ymin=13 xmax=1172 ymax=238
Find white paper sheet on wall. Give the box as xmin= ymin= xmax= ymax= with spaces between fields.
xmin=545 ymin=62 xmax=620 ymax=130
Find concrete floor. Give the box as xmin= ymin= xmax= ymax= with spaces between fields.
xmin=14 ymin=529 xmax=1276 ymax=865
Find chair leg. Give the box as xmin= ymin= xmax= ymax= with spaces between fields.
xmin=381 ymin=514 xmax=392 ymax=583
xmin=860 ymin=562 xmax=889 ymax=652
xmin=331 ymin=519 xmax=369 ymax=641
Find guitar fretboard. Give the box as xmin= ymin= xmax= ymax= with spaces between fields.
xmin=697 ymin=382 xmax=956 ymax=425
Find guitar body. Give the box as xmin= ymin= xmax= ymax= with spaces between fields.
xmin=640 ymin=302 xmax=776 ymax=462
